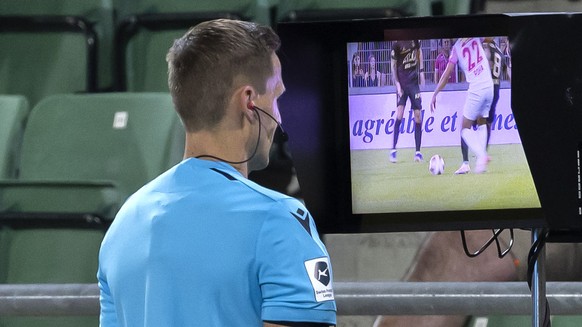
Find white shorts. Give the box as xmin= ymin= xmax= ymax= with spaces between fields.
xmin=463 ymin=86 xmax=493 ymax=121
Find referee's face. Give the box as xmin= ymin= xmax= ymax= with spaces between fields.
xmin=248 ymin=53 xmax=285 ymax=172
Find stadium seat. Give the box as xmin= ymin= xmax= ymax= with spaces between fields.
xmin=442 ymin=0 xmax=473 ymax=15
xmin=0 ymin=16 xmax=99 ymax=106
xmin=0 ymin=225 xmax=104 ymax=327
xmin=552 ymin=315 xmax=582 ymax=326
xmin=466 ymin=315 xmax=530 ymax=327
xmin=114 ymin=0 xmax=267 ymax=22
xmin=0 ymin=92 xmax=183 ymax=326
xmin=0 ymin=92 xmax=184 ymax=221
xmin=276 ymin=0 xmax=432 ymax=22
xmin=273 ymin=0 xmax=476 ymax=22
xmin=0 ymin=0 xmax=113 ymax=19
xmin=0 ymin=95 xmax=29 ymax=179
xmin=113 ymin=0 xmax=266 ymax=92
xmin=466 ymin=315 xmax=582 ymax=327
xmin=0 ymin=0 xmax=116 ymax=95
xmin=274 ymin=0 xmax=409 ymax=23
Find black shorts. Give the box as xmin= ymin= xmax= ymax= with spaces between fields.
xmin=397 ymin=83 xmax=422 ymax=110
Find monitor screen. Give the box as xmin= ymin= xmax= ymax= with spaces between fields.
xmin=347 ymin=36 xmax=540 ymax=216
xmin=277 ymin=14 xmax=582 ymax=235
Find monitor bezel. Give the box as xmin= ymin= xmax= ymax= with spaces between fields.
xmin=277 ymin=14 xmax=582 ymax=235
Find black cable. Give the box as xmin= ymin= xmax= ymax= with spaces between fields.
xmin=494 ymin=228 xmax=514 ymax=258
xmin=196 ymin=107 xmax=262 ymax=164
xmin=460 ymin=229 xmax=512 ymax=258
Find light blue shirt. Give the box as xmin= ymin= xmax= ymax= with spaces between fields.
xmin=98 ymin=158 xmax=336 ymax=326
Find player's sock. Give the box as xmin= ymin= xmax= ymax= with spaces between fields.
xmin=393 ymin=119 xmax=402 ymax=148
xmin=461 ymin=137 xmax=469 ymax=162
xmin=461 ymin=128 xmax=486 ymax=159
xmin=486 ymin=123 xmax=492 ymax=150
xmin=414 ymin=122 xmax=422 ymax=152
xmin=477 ymin=124 xmax=488 ymax=155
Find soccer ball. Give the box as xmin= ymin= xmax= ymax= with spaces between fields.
xmin=428 ymin=154 xmax=445 ymax=175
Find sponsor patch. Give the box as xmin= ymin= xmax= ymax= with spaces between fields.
xmin=304 ymin=257 xmax=334 ymax=302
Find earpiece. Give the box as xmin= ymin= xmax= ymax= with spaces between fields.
xmin=246 ymin=92 xmax=288 ymax=142
xmin=246 ymin=92 xmax=255 ymax=110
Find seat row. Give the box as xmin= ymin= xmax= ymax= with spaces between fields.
xmin=0 ymin=0 xmax=477 ymax=106
xmin=0 ymin=92 xmax=183 ymax=326
xmin=0 ymin=92 xmax=184 ymax=219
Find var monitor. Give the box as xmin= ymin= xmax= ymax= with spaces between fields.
xmin=278 ymin=14 xmax=582 ymax=235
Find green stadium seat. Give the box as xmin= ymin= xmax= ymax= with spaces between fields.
xmin=0 ymin=92 xmax=183 ymax=326
xmin=114 ymin=0 xmax=268 ymax=25
xmin=466 ymin=315 xmax=582 ymax=327
xmin=0 ymin=0 xmax=116 ymax=95
xmin=552 ymin=315 xmax=582 ymax=326
xmin=275 ymin=0 xmax=409 ymax=23
xmin=0 ymin=92 xmax=184 ymax=221
xmin=0 ymin=226 xmax=104 ymax=327
xmin=0 ymin=16 xmax=99 ymax=106
xmin=113 ymin=0 xmax=266 ymax=92
xmin=466 ymin=315 xmax=531 ymax=327
xmin=0 ymin=95 xmax=29 ymax=179
xmin=442 ymin=0 xmax=473 ymax=15
xmin=273 ymin=0 xmax=475 ymax=22
xmin=0 ymin=0 xmax=112 ymax=16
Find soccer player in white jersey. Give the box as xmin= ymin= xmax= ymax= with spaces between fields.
xmin=430 ymin=37 xmax=494 ymax=173
xmin=456 ymin=37 xmax=508 ymax=174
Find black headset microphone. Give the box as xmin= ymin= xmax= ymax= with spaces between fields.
xmin=195 ymin=102 xmax=288 ymax=164
xmin=247 ymin=102 xmax=288 ymax=142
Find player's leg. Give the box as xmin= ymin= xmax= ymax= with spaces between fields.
xmin=391 ymin=96 xmax=406 ymax=163
xmin=411 ymin=85 xmax=423 ymax=162
xmin=461 ymin=89 xmax=492 ymax=173
xmin=462 ymin=117 xmax=489 ymax=173
xmin=474 ymin=87 xmax=493 ymax=172
xmin=412 ymin=108 xmax=423 ymax=162
xmin=455 ymin=138 xmax=471 ymax=174
xmin=486 ymin=84 xmax=500 ymax=150
xmin=476 ymin=117 xmax=488 ymax=152
xmin=460 ymin=116 xmax=484 ymax=156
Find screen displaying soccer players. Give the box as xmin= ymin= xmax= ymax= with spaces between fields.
xmin=347 ymin=36 xmax=540 ymax=215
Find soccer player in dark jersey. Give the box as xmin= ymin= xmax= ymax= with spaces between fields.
xmin=390 ymin=40 xmax=425 ymax=163
xmin=456 ymin=37 xmax=507 ymax=174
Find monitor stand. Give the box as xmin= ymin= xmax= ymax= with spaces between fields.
xmin=460 ymin=228 xmax=550 ymax=326
xmin=531 ymin=228 xmax=549 ymax=327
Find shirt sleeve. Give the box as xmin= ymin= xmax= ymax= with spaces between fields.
xmin=98 ymin=268 xmax=119 ymax=327
xmin=255 ymin=199 xmax=337 ymax=325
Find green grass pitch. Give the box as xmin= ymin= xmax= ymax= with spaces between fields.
xmin=350 ymin=144 xmax=541 ymax=214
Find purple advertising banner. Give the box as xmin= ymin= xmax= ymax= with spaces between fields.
xmin=349 ymin=89 xmax=519 ymax=150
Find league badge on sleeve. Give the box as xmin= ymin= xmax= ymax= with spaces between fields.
xmin=304 ymin=257 xmax=334 ymax=302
